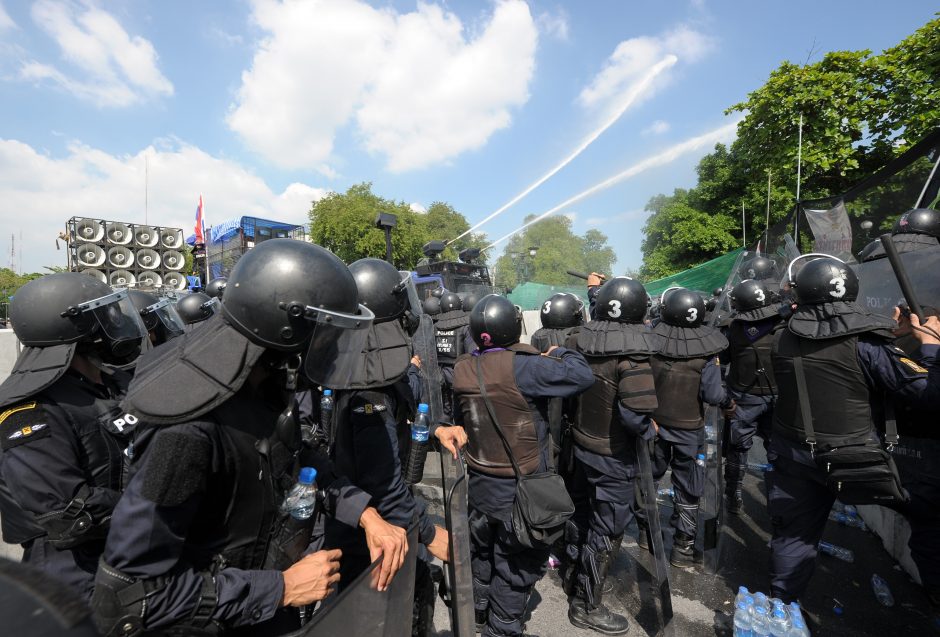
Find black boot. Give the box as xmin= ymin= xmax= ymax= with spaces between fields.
xmin=568 ymin=548 xmax=630 ymax=635
xmin=726 ymin=489 xmax=744 ymax=515
xmin=474 ymin=608 xmax=486 ymax=634
xmin=561 ymin=520 xmax=582 ymax=597
xmin=669 ymin=531 xmax=702 ymax=569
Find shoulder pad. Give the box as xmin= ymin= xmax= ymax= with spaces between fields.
xmin=0 ymin=402 xmax=51 ymax=450
xmin=509 ymin=343 xmax=540 ymax=356
xmin=435 ymin=312 xmax=470 ymax=330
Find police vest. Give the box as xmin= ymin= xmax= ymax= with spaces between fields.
xmin=436 ymin=328 xmax=461 ymax=366
xmin=726 ymin=320 xmax=778 ymax=396
xmin=178 ymin=398 xmax=296 ymax=573
xmin=0 ymin=374 xmax=129 ymax=545
xmin=772 ymin=330 xmax=874 ymax=450
xmin=650 ymin=356 xmax=708 ymax=430
xmin=573 ymin=354 xmax=656 ymax=456
xmin=452 ymin=345 xmax=541 ymax=478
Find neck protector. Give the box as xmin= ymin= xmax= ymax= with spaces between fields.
xmin=576 ymin=321 xmax=663 ymax=357
xmin=530 ymin=327 xmax=575 ymax=353
xmin=733 ymin=304 xmax=785 ymax=323
xmin=344 ymin=320 xmax=412 ymax=390
xmin=652 ymin=321 xmax=729 ymax=359
xmin=787 ymin=301 xmax=897 ymax=340
xmin=122 ymin=313 xmax=266 ymax=424
xmin=0 ymin=343 xmax=77 ymax=409
xmin=434 ymin=310 xmax=470 ymax=330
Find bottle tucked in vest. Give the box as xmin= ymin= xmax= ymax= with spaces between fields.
xmin=452 ymin=345 xmax=541 ymax=478
xmin=771 ymin=330 xmax=875 ymax=450
xmin=726 ymin=321 xmax=778 ymax=396
xmin=573 ymin=355 xmax=657 ymax=456
xmin=650 ymin=356 xmax=709 ymax=429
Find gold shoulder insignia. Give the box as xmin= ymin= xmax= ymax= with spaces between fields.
xmin=0 ymin=401 xmax=38 ymax=425
xmin=900 ymin=358 xmax=928 ymax=374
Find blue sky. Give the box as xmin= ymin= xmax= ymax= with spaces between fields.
xmin=0 ymin=0 xmax=935 ymax=275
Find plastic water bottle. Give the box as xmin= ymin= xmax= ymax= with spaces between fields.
xmin=787 ymin=602 xmax=803 ymax=624
xmin=788 ymin=618 xmax=809 ymax=637
xmin=735 ymin=586 xmax=751 ymax=607
xmin=753 ymin=592 xmax=771 ymax=614
xmin=404 ymin=404 xmax=431 ymax=484
xmin=832 ymin=501 xmax=858 ymax=517
xmin=769 ymin=604 xmax=790 ymax=637
xmin=705 ymin=424 xmax=717 ymax=443
xmin=656 ymin=487 xmax=674 ymax=504
xmin=817 ymin=541 xmax=855 ymax=562
xmin=828 ymin=510 xmax=867 ymax=530
xmin=751 ymin=605 xmax=770 ymax=637
xmin=748 ymin=462 xmax=773 ymax=473
xmin=281 ymin=467 xmax=318 ymax=520
xmin=696 ymin=453 xmax=707 ymax=468
xmin=733 ymin=600 xmax=752 ymax=637
xmin=871 ymin=574 xmax=894 ymax=607
xmin=319 ymin=389 xmax=334 ymax=433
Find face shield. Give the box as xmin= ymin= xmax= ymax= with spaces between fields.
xmin=396 ymin=271 xmax=423 ymax=333
xmin=72 ymin=289 xmax=148 ymax=360
xmin=142 ymin=297 xmax=187 ymax=341
xmin=302 ymin=303 xmax=375 ymax=389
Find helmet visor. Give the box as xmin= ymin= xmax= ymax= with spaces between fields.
xmin=303 ymin=303 xmax=375 ymax=389
xmin=79 ymin=290 xmax=148 ymax=347
xmin=145 ymin=298 xmax=186 ymax=339
xmin=397 ymin=271 xmax=423 ymax=317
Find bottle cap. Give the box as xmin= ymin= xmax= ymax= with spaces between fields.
xmin=418 ymin=403 xmax=429 ymax=413
xmin=697 ymin=453 xmax=706 ymax=460
xmin=755 ymin=607 xmax=767 ymax=616
xmin=323 ymin=389 xmax=332 ymax=396
xmin=773 ymin=608 xmax=786 ymax=619
xmin=299 ymin=467 xmax=318 ymax=485
xmin=738 ymin=586 xmax=748 ymax=594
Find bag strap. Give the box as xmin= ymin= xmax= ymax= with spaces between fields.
xmin=474 ymin=355 xmax=523 ymax=481
xmin=791 ymin=342 xmax=818 ymax=456
xmin=884 ymin=397 xmax=899 ymax=451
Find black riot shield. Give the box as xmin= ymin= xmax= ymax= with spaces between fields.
xmin=297 ymin=525 xmax=419 ymax=637
xmin=635 ymin=436 xmax=675 ymax=637
xmin=854 ymin=245 xmax=940 ymax=317
xmin=701 ymin=405 xmax=725 ymax=575
xmin=439 ymin=452 xmax=475 ymax=637
xmin=413 ymin=314 xmax=445 ymax=425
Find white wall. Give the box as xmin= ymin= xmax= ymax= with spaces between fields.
xmin=0 ymin=330 xmax=20 ymax=381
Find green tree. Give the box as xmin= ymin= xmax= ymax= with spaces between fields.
xmin=493 ymin=216 xmax=616 ymax=290
xmin=425 ymin=202 xmax=488 ymax=261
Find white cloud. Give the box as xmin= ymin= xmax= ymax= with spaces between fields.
xmin=0 ymin=2 xmax=15 ymax=31
xmin=410 ymin=202 xmax=427 ymax=214
xmin=537 ymin=7 xmax=568 ymax=41
xmin=564 ymin=212 xmax=577 ymax=222
xmin=579 ymin=24 xmax=714 ymax=112
xmin=228 ymin=0 xmax=538 ymax=173
xmin=209 ymin=25 xmax=244 ymax=47
xmin=0 ymin=137 xmax=329 ymax=274
xmin=19 ymin=0 xmax=172 ymax=107
xmin=642 ymin=120 xmax=670 ymax=136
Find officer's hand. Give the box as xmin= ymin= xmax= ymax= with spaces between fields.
xmin=281 ymin=549 xmax=342 ymax=607
xmin=892 ymin=306 xmax=913 ymax=337
xmin=435 ymin=425 xmax=468 ymax=459
xmin=911 ymin=313 xmax=940 ymax=346
xmin=651 ymin=419 xmax=659 ymax=435
xmin=723 ymin=400 xmax=737 ymax=418
xmin=359 ymin=507 xmax=408 ymax=592
xmin=411 ymin=355 xmax=422 ymax=369
xmin=427 ymin=525 xmax=450 ymax=562
xmin=542 ymin=345 xmax=559 ymax=356
xmin=587 ymin=272 xmax=604 ymax=287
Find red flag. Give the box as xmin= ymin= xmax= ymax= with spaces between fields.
xmin=195 ymin=195 xmax=205 ymax=244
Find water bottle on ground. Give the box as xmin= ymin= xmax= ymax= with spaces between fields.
xmin=788 ymin=618 xmax=810 ymax=637
xmin=656 ymin=487 xmax=674 ymax=503
xmin=817 ymin=541 xmax=855 ymax=562
xmin=733 ymin=600 xmax=752 ymax=637
xmin=828 ymin=510 xmax=867 ymax=530
xmin=832 ymin=501 xmax=858 ymax=517
xmin=751 ymin=605 xmax=770 ymax=637
xmin=735 ymin=586 xmax=751 ymax=607
xmin=752 ymin=592 xmax=771 ymax=614
xmin=871 ymin=574 xmax=894 ymax=607
xmin=748 ymin=462 xmax=773 ymax=473
xmin=769 ymin=604 xmax=790 ymax=637
xmin=404 ymin=403 xmax=431 ymax=484
xmin=696 ymin=453 xmax=707 ymax=468
xmin=282 ymin=467 xmax=318 ymax=520
xmin=787 ymin=602 xmax=803 ymax=624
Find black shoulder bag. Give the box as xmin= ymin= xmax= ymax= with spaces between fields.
xmin=475 ymin=356 xmax=574 ymax=548
xmin=792 ymin=346 xmax=908 ymax=506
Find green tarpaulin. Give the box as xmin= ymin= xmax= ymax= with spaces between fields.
xmin=644 ymin=248 xmax=745 ymax=296
xmin=507 ymin=282 xmax=589 ymax=311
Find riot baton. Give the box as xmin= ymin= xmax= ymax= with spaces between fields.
xmin=635 ymin=435 xmax=675 ymax=636
xmin=566 ymin=269 xmax=607 ymax=281
xmin=879 ymin=233 xmax=926 ymax=323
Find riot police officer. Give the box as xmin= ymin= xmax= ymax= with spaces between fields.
xmin=531 ymin=293 xmax=584 ymax=353
xmin=434 ymin=291 xmax=473 ymax=419
xmin=323 ymin=259 xmax=449 ymax=593
xmin=0 ymin=273 xmax=146 ymax=600
xmin=422 ymin=296 xmax=442 ymax=316
xmin=435 ymin=295 xmax=594 ymax=637
xmin=127 ymin=289 xmax=185 ymax=347
xmin=859 ymin=207 xmax=940 ymax=261
xmin=637 ymin=287 xmax=730 ymax=568
xmin=740 ymin=254 xmax=779 ymax=281
xmin=91 ymin=240 xmax=409 ymax=635
xmin=767 ymin=255 xmax=940 ymax=603
xmin=723 ymin=278 xmax=785 ymax=514
xmin=564 ymin=277 xmax=661 ymax=634
xmin=176 ymin=290 xmax=216 ymax=327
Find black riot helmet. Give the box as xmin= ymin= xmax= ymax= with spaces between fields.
xmin=660 ymin=287 xmax=707 ymax=327
xmin=894 ymin=208 xmax=940 ymax=238
xmin=540 ymin=292 xmax=585 ymax=328
xmin=729 ymin=279 xmax=773 ymax=312
xmin=221 ymin=239 xmax=374 ymax=387
xmin=176 ymin=292 xmax=216 ymax=326
xmin=128 ymin=289 xmax=185 ymax=344
xmin=739 ymin=255 xmax=778 ymax=281
xmin=462 ymin=291 xmax=483 ymax=313
xmin=858 ymin=239 xmax=884 ymax=262
xmin=440 ymin=292 xmax=462 ymax=313
xmin=594 ymin=277 xmax=648 ymax=323
xmin=431 ymin=287 xmax=446 ymax=299
xmin=470 ymin=294 xmax=522 ymax=349
xmin=348 ymin=258 xmax=409 ymax=323
xmin=204 ymin=277 xmax=227 ymax=299
xmin=788 ymin=254 xmax=859 ymax=304
xmin=10 ymin=273 xmax=146 ymax=362
xmin=422 ymin=296 xmax=442 ymax=315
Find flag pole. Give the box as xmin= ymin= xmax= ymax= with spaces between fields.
xmin=741 ymin=200 xmax=746 ymax=247
xmin=202 ymin=194 xmax=210 ymax=287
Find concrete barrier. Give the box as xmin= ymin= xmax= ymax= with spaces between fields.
xmin=858 ymin=505 xmax=920 ymax=584
xmin=0 ymin=329 xmax=20 ymax=381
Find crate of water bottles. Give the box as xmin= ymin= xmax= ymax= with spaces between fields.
xmin=733 ymin=586 xmax=810 ymax=637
